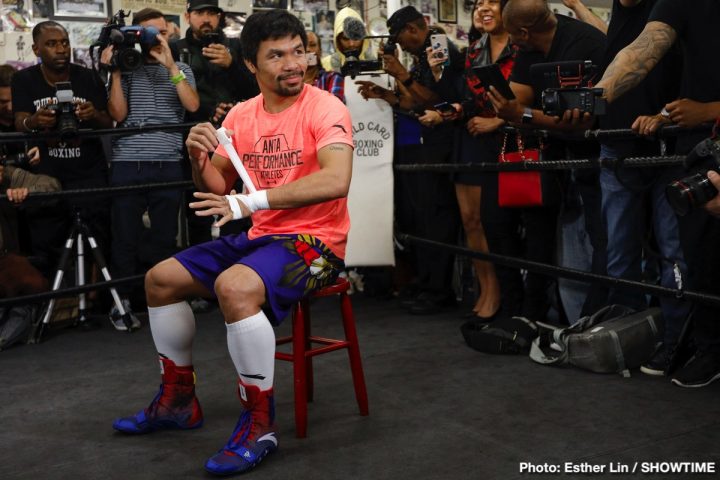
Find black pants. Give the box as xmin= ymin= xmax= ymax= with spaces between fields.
xmin=482 ymin=172 xmax=560 ymax=322
xmin=25 ymin=176 xmax=110 ymax=276
xmin=395 ymin=142 xmax=460 ymax=296
xmin=679 ymin=210 xmax=720 ymax=352
xmin=110 ymin=162 xmax=184 ymax=296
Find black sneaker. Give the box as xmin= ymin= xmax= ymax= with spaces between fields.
xmin=671 ymin=351 xmax=720 ymax=388
xmin=640 ymin=344 xmax=670 ymax=376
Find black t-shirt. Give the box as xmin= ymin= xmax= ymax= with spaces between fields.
xmin=11 ymin=64 xmax=108 ymax=184
xmin=510 ymin=15 xmax=607 ymax=160
xmin=510 ymin=15 xmax=607 ymax=107
xmin=171 ymin=30 xmax=259 ymax=122
xmin=600 ymin=0 xmax=682 ymax=156
xmin=650 ymin=0 xmax=720 ymax=153
xmin=417 ymin=30 xmax=465 ymax=146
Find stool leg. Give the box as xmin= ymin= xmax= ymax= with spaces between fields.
xmin=303 ymin=299 xmax=314 ymax=403
xmin=292 ymin=303 xmax=308 ymax=438
xmin=340 ymin=293 xmax=369 ymax=416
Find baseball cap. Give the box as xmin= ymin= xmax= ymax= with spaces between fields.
xmin=387 ymin=6 xmax=424 ymax=38
xmin=187 ymin=0 xmax=222 ymax=13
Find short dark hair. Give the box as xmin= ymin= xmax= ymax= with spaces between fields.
xmin=32 ymin=21 xmax=67 ymax=43
xmin=241 ymin=10 xmax=307 ymax=66
xmin=132 ymin=8 xmax=165 ymax=25
xmin=0 ymin=65 xmax=16 ymax=88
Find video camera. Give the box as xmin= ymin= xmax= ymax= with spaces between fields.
xmin=338 ymin=15 xmax=395 ymax=79
xmin=340 ymin=50 xmax=383 ymax=79
xmin=530 ymin=60 xmax=606 ymax=117
xmin=666 ymin=134 xmax=720 ymax=216
xmin=90 ymin=10 xmax=160 ymax=72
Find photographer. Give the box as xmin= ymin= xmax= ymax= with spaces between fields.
xmin=0 ymin=65 xmax=39 ymax=168
xmin=487 ymin=0 xmax=608 ymax=323
xmin=0 ymin=163 xmax=60 ymax=295
xmin=321 ymin=6 xmax=376 ymax=74
xmin=104 ymin=8 xmax=199 ymax=331
xmin=170 ymin=0 xmax=258 ymax=124
xmin=579 ymin=0 xmax=688 ymax=377
xmin=594 ymin=0 xmax=720 ymax=388
xmin=12 ymin=21 xmax=113 ymax=273
xmin=358 ymin=6 xmax=464 ymax=314
xmin=0 ymin=162 xmax=60 ymax=349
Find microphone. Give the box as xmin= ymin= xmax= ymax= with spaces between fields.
xmin=343 ymin=16 xmax=367 ymax=42
xmin=109 ymin=29 xmax=125 ymax=44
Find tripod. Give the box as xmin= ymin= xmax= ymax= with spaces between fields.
xmin=32 ymin=210 xmax=136 ymax=342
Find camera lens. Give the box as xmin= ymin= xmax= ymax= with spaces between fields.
xmin=541 ymin=90 xmax=560 ymax=117
xmin=666 ymin=172 xmax=719 ymax=216
xmin=116 ymin=48 xmax=143 ymax=72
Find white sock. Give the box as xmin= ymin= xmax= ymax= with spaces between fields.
xmin=226 ymin=311 xmax=276 ymax=390
xmin=148 ymin=301 xmax=196 ymax=367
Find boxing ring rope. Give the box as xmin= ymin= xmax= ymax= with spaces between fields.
xmin=1 ymin=123 xmax=717 ymax=313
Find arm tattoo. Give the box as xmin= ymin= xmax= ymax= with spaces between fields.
xmin=328 ymin=145 xmax=348 ymax=151
xmin=599 ymin=22 xmax=677 ymax=103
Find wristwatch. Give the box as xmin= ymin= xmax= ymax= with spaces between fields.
xmin=401 ymin=76 xmax=414 ymax=88
xmin=521 ymin=107 xmax=533 ymax=124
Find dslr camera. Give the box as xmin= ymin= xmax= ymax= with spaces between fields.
xmin=530 ymin=60 xmax=607 ymax=117
xmin=48 ymin=81 xmax=78 ymax=139
xmin=91 ymin=10 xmax=160 ymax=72
xmin=666 ymin=135 xmax=720 ymax=216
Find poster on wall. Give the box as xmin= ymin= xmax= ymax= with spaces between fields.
xmin=314 ymin=9 xmax=334 ymax=54
xmin=223 ymin=12 xmax=246 ymax=38
xmin=252 ymin=0 xmax=289 ymax=9
xmin=291 ymin=0 xmax=328 ymax=13
xmin=65 ymin=21 xmax=103 ymax=67
xmin=122 ymin=0 xmax=187 ymax=16
xmin=52 ymin=0 xmax=109 ymax=19
xmin=438 ymin=0 xmax=456 ymax=23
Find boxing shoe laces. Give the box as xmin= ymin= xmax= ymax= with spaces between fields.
xmin=205 ymin=384 xmax=278 ymax=475
xmin=112 ymin=358 xmax=203 ymax=434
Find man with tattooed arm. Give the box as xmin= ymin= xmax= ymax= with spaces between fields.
xmin=595 ymin=0 xmax=720 ymax=388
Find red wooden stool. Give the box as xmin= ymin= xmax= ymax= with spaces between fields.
xmin=275 ymin=278 xmax=369 ymax=438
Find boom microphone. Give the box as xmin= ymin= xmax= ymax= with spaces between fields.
xmin=343 ymin=16 xmax=367 ymax=41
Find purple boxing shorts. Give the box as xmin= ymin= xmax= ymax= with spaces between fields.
xmin=174 ymin=233 xmax=344 ymax=325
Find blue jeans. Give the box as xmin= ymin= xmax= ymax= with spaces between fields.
xmin=558 ymin=171 xmax=608 ymax=323
xmin=600 ymin=145 xmax=690 ymax=346
xmin=558 ymin=206 xmax=593 ymax=324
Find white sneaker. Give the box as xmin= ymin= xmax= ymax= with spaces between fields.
xmin=109 ymin=299 xmax=141 ymax=331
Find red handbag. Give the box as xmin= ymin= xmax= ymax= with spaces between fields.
xmin=498 ymin=133 xmax=544 ymax=207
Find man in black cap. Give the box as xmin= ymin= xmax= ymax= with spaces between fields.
xmin=172 ymin=0 xmax=259 ymax=260
xmin=171 ymin=0 xmax=258 ymax=124
xmin=359 ymin=6 xmax=464 ymax=314
xmin=384 ymin=5 xmax=464 ymax=106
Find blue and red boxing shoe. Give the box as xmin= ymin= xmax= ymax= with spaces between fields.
xmin=112 ymin=356 xmax=203 ymax=434
xmin=204 ymin=381 xmax=279 ymax=475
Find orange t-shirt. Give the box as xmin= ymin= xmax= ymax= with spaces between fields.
xmin=215 ymin=85 xmax=354 ymax=258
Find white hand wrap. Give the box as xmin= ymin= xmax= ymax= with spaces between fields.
xmin=225 ymin=190 xmax=270 ymax=220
